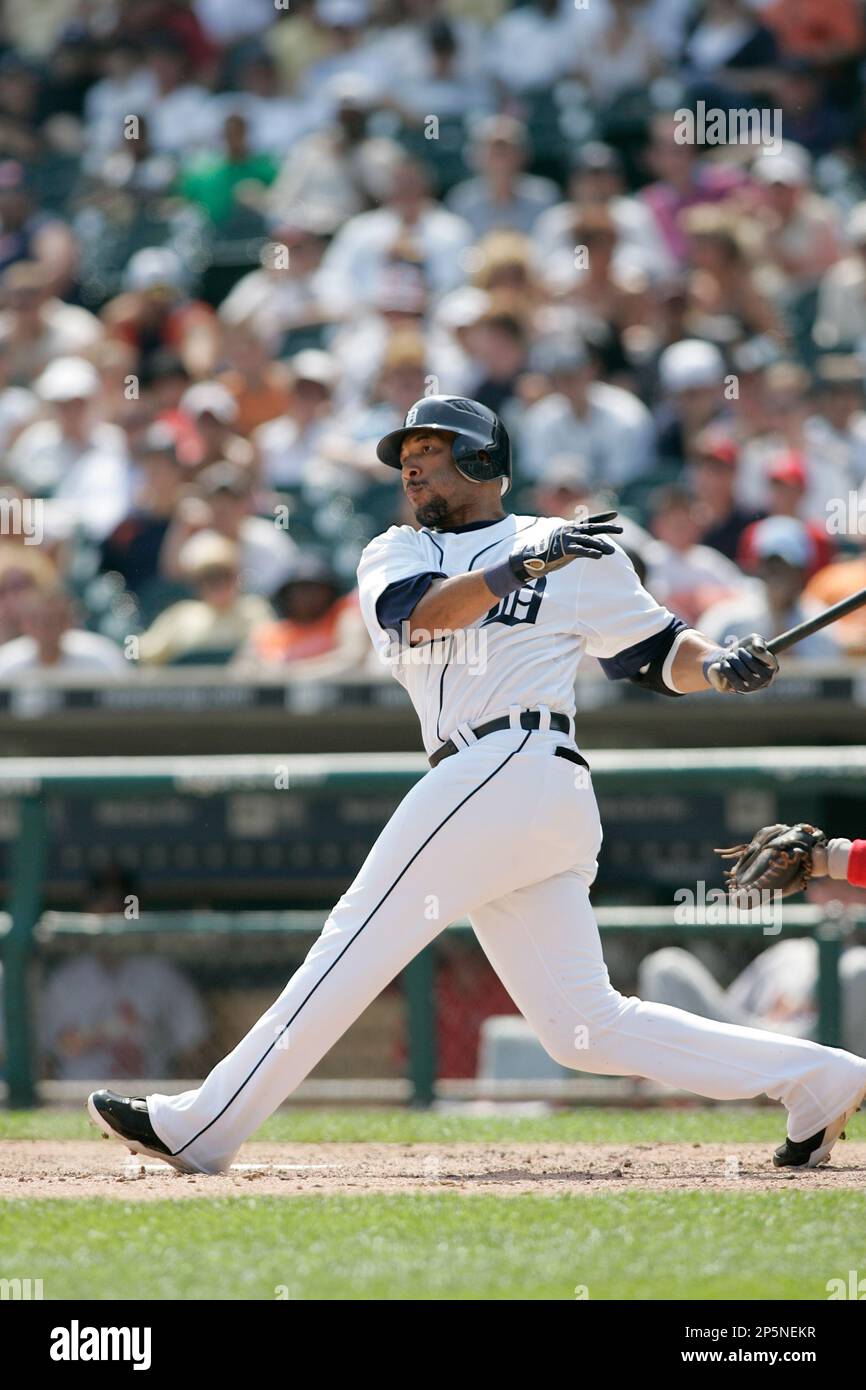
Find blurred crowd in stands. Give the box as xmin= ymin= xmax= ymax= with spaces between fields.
xmin=0 ymin=0 xmax=865 ymax=676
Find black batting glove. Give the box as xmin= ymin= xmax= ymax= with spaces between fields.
xmin=511 ymin=512 xmax=622 ymax=582
xmin=704 ymin=633 xmax=779 ymax=694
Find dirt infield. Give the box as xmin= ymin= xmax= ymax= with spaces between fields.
xmin=3 ymin=1139 xmax=866 ymax=1198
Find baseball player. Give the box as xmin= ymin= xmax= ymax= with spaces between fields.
xmin=88 ymin=397 xmax=866 ymax=1173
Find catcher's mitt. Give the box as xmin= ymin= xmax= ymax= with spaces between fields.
xmin=716 ymin=823 xmax=827 ymax=900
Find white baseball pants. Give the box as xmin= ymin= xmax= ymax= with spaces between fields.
xmin=148 ymin=725 xmax=866 ymax=1173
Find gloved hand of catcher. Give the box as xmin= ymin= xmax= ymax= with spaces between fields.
xmin=716 ymin=822 xmax=828 ymax=900
xmin=703 ymin=633 xmax=779 ymax=694
xmin=509 ymin=512 xmax=623 ymax=582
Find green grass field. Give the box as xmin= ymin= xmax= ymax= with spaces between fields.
xmin=2 ymin=1107 xmax=865 ymax=1300
xmin=2 ymin=1190 xmax=863 ymax=1301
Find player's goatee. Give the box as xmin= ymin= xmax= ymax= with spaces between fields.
xmin=412 ymin=495 xmax=451 ymax=529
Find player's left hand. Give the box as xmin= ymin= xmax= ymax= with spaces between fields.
xmin=512 ymin=512 xmax=623 ymax=581
xmin=703 ymin=633 xmax=779 ymax=694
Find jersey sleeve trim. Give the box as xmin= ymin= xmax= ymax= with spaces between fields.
xmin=597 ymin=616 xmax=689 ymax=694
xmin=375 ymin=571 xmax=446 ymax=640
xmin=661 ymin=627 xmax=695 ymax=695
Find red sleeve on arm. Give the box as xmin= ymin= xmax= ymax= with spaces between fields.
xmin=848 ymin=840 xmax=866 ymax=888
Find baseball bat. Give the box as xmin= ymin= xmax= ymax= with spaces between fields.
xmin=767 ymin=585 xmax=866 ymax=655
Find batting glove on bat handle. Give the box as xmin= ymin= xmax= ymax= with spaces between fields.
xmin=703 ymin=633 xmax=779 ymax=694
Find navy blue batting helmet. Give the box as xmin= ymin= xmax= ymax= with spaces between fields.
xmin=376 ymin=395 xmax=512 ymax=494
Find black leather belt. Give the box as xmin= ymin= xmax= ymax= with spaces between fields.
xmin=429 ymin=711 xmax=589 ymax=771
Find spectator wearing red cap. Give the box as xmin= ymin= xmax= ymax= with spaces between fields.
xmin=688 ymin=427 xmax=765 ymax=561
xmin=737 ymin=451 xmax=836 ymax=578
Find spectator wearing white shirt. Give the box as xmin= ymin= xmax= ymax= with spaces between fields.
xmin=799 ymin=355 xmax=866 ymax=525
xmin=255 ymin=351 xmax=339 ymax=488
xmin=385 ymin=14 xmax=493 ymax=120
xmin=0 ymin=588 xmax=129 ymax=678
xmin=653 ymin=338 xmax=729 ymax=467
xmin=446 ymin=116 xmax=559 ymax=239
xmin=517 ymin=335 xmax=655 ymax=487
xmin=177 ymin=380 xmax=254 ymax=475
xmin=195 ymin=461 xmax=299 ymax=596
xmin=640 ymin=936 xmax=866 ymax=1057
xmin=40 ymin=935 xmax=208 ymax=1080
xmin=82 ymin=40 xmax=156 ymax=167
xmin=81 ymin=110 xmax=177 ymax=206
xmin=317 ymin=152 xmax=473 ymax=315
xmin=328 ymin=263 xmax=464 ymax=413
xmin=486 ymin=0 xmax=601 ymax=94
xmin=300 ymin=0 xmax=388 ymax=103
xmin=346 ymin=331 xmax=430 ymax=447
xmin=368 ymin=0 xmax=485 ymax=88
xmin=0 ymin=324 xmax=37 ymax=449
xmin=531 ymin=143 xmax=676 ymax=285
xmin=266 ymin=75 xmax=385 ymax=236
xmin=139 ymin=531 xmax=273 ymax=665
xmin=10 ymin=356 xmax=132 ymax=541
xmin=0 ymin=260 xmax=103 ymax=384
xmin=218 ymin=220 xmax=330 ymax=348
xmin=813 ymin=202 xmax=866 ymax=354
xmin=728 ymin=353 xmax=808 ymax=513
xmin=538 ymin=204 xmax=656 ymax=381
xmin=750 ymin=145 xmax=842 ymax=298
xmin=633 ymin=0 xmax=695 ymax=62
xmin=139 ymin=37 xmax=212 ymax=157
xmin=573 ymin=0 xmax=663 ymax=107
xmin=193 ymin=0 xmax=277 ymax=45
xmin=205 ymin=50 xmax=319 ymax=158
xmin=644 ymin=483 xmax=748 ymax=626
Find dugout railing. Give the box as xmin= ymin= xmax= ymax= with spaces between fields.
xmin=1 ymin=749 xmax=865 ymax=1107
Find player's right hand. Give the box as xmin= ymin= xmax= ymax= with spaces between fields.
xmin=510 ymin=512 xmax=622 ymax=582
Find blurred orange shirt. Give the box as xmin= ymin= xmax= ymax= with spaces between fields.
xmin=762 ymin=0 xmax=864 ymax=58
xmin=803 ymin=557 xmax=866 ymax=653
xmin=217 ymin=368 xmax=291 ymax=436
xmin=248 ymin=594 xmax=355 ymax=664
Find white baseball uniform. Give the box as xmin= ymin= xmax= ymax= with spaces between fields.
xmin=148 ymin=515 xmax=866 ymax=1173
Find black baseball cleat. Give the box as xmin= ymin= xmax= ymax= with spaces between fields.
xmin=87 ymin=1089 xmax=200 ymax=1174
xmin=774 ymin=1087 xmax=866 ymax=1169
